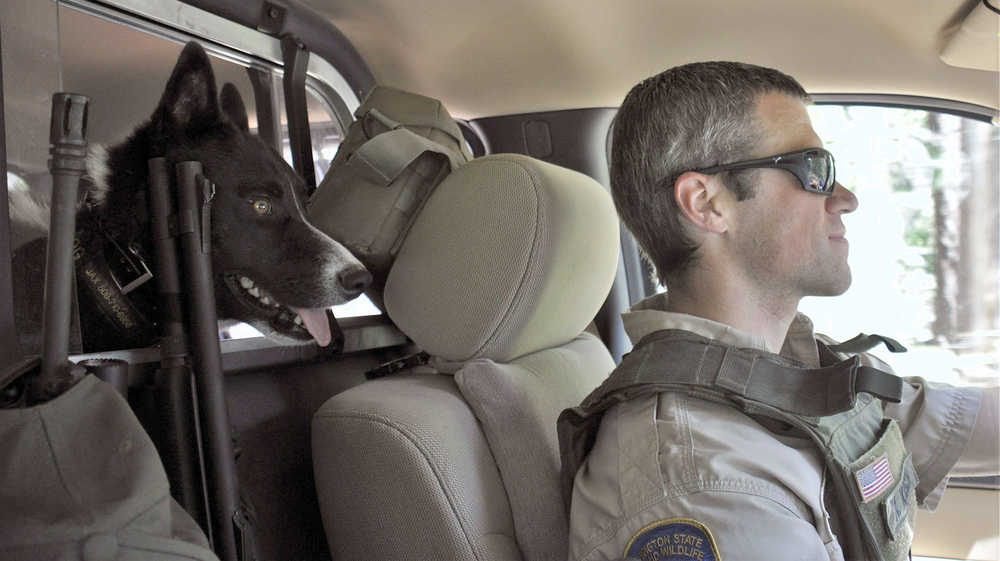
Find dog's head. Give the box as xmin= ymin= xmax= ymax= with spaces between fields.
xmin=100 ymin=42 xmax=370 ymax=347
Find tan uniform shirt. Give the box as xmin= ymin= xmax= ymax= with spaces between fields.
xmin=568 ymin=293 xmax=996 ymax=561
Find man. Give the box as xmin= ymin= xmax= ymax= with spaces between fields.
xmin=560 ymin=62 xmax=999 ymax=561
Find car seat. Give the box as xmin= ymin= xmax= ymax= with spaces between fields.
xmin=311 ymin=152 xmax=620 ymax=561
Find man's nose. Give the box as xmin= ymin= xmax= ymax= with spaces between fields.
xmin=826 ymin=182 xmax=858 ymax=214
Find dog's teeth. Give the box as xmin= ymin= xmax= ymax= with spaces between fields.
xmin=294 ymin=316 xmax=303 ymax=326
xmin=248 ymin=287 xmax=260 ymax=297
xmin=239 ymin=276 xmax=254 ymax=289
xmin=260 ymin=296 xmax=273 ymax=306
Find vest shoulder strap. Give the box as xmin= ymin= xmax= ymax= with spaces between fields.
xmin=581 ymin=330 xmax=901 ymax=418
xmin=558 ymin=329 xmax=904 ymax=511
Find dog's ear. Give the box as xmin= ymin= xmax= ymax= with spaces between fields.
xmin=220 ymin=83 xmax=250 ymax=132
xmin=155 ymin=42 xmax=220 ymax=133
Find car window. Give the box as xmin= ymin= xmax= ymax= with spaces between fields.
xmin=647 ymin=104 xmax=998 ymax=389
xmin=2 ymin=1 xmax=60 ymax=183
xmin=275 ymin=82 xmax=382 ymax=320
xmin=801 ymin=104 xmax=998 ymax=388
xmin=3 ymin=0 xmax=376 ymax=350
xmin=228 ymin=59 xmax=381 ymax=338
xmin=278 ymin=84 xmax=344 ymax=183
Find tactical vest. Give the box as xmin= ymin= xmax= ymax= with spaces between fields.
xmin=307 ymin=86 xmax=471 ymax=289
xmin=558 ymin=329 xmax=917 ymax=561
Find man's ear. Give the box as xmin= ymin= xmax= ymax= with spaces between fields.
xmin=153 ymin=41 xmax=220 ymax=133
xmin=674 ymin=172 xmax=730 ymax=234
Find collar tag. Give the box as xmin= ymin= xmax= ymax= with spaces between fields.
xmin=104 ymin=234 xmax=153 ymax=294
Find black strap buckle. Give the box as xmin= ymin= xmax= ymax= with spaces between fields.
xmin=365 ymin=351 xmax=430 ymax=379
xmin=104 ymin=234 xmax=153 ymax=295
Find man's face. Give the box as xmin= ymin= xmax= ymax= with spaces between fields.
xmin=724 ymin=92 xmax=859 ymax=300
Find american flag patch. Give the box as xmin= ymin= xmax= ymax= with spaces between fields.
xmin=855 ymin=455 xmax=893 ymax=502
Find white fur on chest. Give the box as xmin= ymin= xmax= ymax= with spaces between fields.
xmin=7 ymin=144 xmax=109 ymax=249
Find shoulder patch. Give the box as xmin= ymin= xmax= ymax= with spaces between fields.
xmin=623 ymin=518 xmax=721 ymax=561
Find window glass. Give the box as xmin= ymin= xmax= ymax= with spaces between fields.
xmin=277 ymin=85 xmax=345 ymax=183
xmin=648 ymin=105 xmax=998 ymax=388
xmin=274 ymin=80 xmax=381 ymax=319
xmin=2 ymin=0 xmax=60 ymax=188
xmin=58 ymin=9 xmax=261 ymax=148
xmin=802 ymin=105 xmax=998 ymax=387
xmin=5 ymin=3 xmax=374 ymax=351
xmin=4 ymin=0 xmax=70 ymax=355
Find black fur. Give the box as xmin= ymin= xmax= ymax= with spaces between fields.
xmin=13 ymin=42 xmax=370 ymax=354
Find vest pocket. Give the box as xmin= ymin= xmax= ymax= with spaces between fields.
xmin=843 ymin=419 xmax=918 ymax=561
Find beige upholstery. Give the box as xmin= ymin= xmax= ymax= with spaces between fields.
xmin=312 ymin=371 xmax=522 ymax=561
xmin=455 ymin=333 xmax=615 ymax=561
xmin=384 ymin=154 xmax=619 ymax=363
xmin=312 ymin=153 xmax=619 ymax=561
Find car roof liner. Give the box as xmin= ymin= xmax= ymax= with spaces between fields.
xmin=181 ymin=0 xmax=375 ymax=100
xmin=939 ymin=0 xmax=1000 ymax=71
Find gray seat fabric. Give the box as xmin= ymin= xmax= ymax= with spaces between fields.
xmin=1 ymin=375 xmax=218 ymax=561
xmin=312 ymin=153 xmax=620 ymax=561
xmin=312 ymin=371 xmax=522 ymax=561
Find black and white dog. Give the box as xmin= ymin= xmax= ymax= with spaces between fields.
xmin=10 ymin=41 xmax=369 ymax=353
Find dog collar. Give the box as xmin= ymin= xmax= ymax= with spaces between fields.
xmin=74 ymin=209 xmax=158 ymax=347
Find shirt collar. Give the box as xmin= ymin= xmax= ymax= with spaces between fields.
xmin=623 ymin=293 xmax=821 ymax=367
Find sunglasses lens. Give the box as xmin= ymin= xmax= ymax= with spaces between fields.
xmin=804 ymin=151 xmax=834 ymax=193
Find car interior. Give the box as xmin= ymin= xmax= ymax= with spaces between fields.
xmin=1 ymin=1 xmax=997 ymax=560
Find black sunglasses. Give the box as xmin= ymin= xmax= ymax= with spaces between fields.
xmin=693 ymin=147 xmax=837 ymax=195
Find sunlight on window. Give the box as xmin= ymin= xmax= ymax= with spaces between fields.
xmin=801 ymin=105 xmax=998 ymax=387
xmin=223 ymin=322 xmax=264 ymax=339
xmin=967 ymin=536 xmax=1000 ymax=561
xmin=332 ymin=293 xmax=381 ymax=317
xmin=220 ymin=293 xmax=383 ymax=340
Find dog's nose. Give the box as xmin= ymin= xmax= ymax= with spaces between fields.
xmin=338 ymin=266 xmax=372 ymax=294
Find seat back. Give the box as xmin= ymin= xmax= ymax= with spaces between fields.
xmin=312 ymin=153 xmax=619 ymax=561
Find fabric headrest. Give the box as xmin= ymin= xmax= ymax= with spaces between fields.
xmin=384 ymin=154 xmax=619 ymax=363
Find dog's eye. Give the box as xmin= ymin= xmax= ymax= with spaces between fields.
xmin=250 ymin=199 xmax=272 ymax=215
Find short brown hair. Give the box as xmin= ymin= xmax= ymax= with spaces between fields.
xmin=610 ymin=61 xmax=808 ymax=286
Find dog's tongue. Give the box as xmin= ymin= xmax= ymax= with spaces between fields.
xmin=291 ymin=307 xmax=331 ymax=347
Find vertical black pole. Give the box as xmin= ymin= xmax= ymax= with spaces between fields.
xmin=39 ymin=93 xmax=88 ymax=381
xmin=147 ymin=157 xmax=210 ymax=536
xmin=175 ymin=161 xmax=239 ymax=561
xmin=0 ymin=27 xmax=20 ymax=367
xmin=280 ymin=35 xmax=316 ymax=191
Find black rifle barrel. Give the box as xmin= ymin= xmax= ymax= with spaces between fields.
xmin=40 ymin=93 xmax=88 ymax=382
xmin=147 ymin=157 xmax=209 ymax=536
xmin=175 ymin=161 xmax=239 ymax=561
xmin=148 ymin=158 xmax=186 ymax=358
